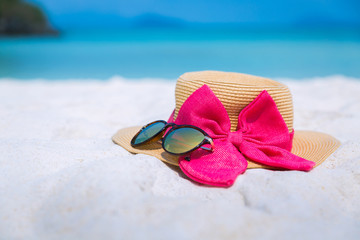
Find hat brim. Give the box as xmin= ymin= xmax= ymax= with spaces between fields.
xmin=112 ymin=126 xmax=340 ymax=169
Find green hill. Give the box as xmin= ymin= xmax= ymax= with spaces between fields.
xmin=0 ymin=0 xmax=57 ymax=35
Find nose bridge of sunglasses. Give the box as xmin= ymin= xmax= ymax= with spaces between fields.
xmin=162 ymin=123 xmax=177 ymax=137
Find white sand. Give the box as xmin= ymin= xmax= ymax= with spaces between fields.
xmin=0 ymin=75 xmax=360 ymax=240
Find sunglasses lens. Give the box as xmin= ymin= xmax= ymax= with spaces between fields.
xmin=163 ymin=127 xmax=205 ymax=154
xmin=133 ymin=121 xmax=166 ymax=145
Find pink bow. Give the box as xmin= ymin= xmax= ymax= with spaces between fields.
xmin=168 ymin=85 xmax=315 ymax=187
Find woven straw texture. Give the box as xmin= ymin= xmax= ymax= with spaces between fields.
xmin=175 ymin=71 xmax=293 ymax=132
xmin=112 ymin=71 xmax=340 ymax=169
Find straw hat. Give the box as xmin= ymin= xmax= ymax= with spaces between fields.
xmin=112 ymin=71 xmax=340 ymax=169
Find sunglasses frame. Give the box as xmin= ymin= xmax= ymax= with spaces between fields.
xmin=131 ymin=120 xmax=214 ymax=156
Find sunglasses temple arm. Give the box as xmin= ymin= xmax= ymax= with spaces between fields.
xmin=200 ymin=136 xmax=214 ymax=152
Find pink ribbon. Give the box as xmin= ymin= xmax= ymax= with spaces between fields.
xmin=168 ymin=85 xmax=315 ymax=187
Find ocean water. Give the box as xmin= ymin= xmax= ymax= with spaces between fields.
xmin=1 ymin=28 xmax=360 ymax=80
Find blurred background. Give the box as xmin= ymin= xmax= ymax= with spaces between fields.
xmin=0 ymin=0 xmax=359 ymax=80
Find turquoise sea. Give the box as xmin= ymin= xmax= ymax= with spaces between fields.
xmin=1 ymin=27 xmax=360 ymax=80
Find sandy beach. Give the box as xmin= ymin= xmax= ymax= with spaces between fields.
xmin=0 ymin=75 xmax=359 ymax=239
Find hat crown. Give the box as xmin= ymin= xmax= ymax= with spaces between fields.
xmin=174 ymin=71 xmax=294 ymax=132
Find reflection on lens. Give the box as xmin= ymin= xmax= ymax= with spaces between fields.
xmin=134 ymin=121 xmax=166 ymax=145
xmin=164 ymin=128 xmax=205 ymax=154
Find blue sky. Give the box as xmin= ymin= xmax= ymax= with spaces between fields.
xmin=29 ymin=0 xmax=360 ymax=29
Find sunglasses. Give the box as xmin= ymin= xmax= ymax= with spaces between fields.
xmin=131 ymin=120 xmax=214 ymax=158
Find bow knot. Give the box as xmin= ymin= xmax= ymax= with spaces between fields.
xmin=227 ymin=131 xmax=243 ymax=147
xmin=168 ymin=85 xmax=315 ymax=187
